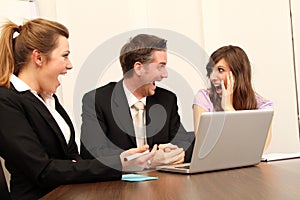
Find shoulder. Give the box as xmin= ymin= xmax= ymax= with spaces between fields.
xmin=256 ymin=95 xmax=273 ymax=109
xmin=155 ymin=86 xmax=175 ymax=95
xmin=0 ymin=86 xmax=23 ymax=111
xmin=0 ymin=86 xmax=15 ymax=97
xmin=0 ymin=86 xmax=21 ymax=102
xmin=83 ymin=82 xmax=117 ymax=99
xmin=193 ymin=89 xmax=210 ymax=104
xmin=194 ymin=89 xmax=209 ymax=97
xmin=193 ymin=89 xmax=214 ymax=111
xmin=154 ymin=87 xmax=177 ymax=100
xmin=95 ymin=82 xmax=117 ymax=94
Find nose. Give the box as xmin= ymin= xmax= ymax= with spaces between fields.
xmin=161 ymin=67 xmax=168 ymax=78
xmin=210 ymin=70 xmax=218 ymax=82
xmin=66 ymin=59 xmax=73 ymax=70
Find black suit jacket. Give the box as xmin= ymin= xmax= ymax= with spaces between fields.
xmin=0 ymin=85 xmax=122 ymax=200
xmin=80 ymin=81 xmax=194 ymax=162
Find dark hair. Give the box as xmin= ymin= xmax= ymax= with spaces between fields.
xmin=206 ymin=45 xmax=257 ymax=111
xmin=0 ymin=18 xmax=69 ymax=87
xmin=119 ymin=34 xmax=167 ymax=77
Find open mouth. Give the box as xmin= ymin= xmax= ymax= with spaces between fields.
xmin=214 ymin=85 xmax=222 ymax=93
xmin=58 ymin=73 xmax=67 ymax=85
xmin=150 ymin=81 xmax=157 ymax=92
xmin=215 ymin=85 xmax=221 ymax=90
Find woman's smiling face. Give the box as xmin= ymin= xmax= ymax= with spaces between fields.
xmin=209 ymin=58 xmax=231 ymax=95
xmin=37 ymin=36 xmax=72 ymax=95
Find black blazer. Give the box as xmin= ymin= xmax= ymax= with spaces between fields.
xmin=0 ymin=85 xmax=122 ymax=200
xmin=80 ymin=80 xmax=194 ymax=162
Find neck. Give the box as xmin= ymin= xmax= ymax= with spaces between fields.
xmin=124 ymin=78 xmax=144 ymax=100
xmin=18 ymin=67 xmax=40 ymax=94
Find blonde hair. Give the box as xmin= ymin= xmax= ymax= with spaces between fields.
xmin=0 ymin=18 xmax=69 ymax=87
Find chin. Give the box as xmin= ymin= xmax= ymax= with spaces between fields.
xmin=50 ymin=88 xmax=58 ymax=94
xmin=148 ymin=90 xmax=155 ymax=96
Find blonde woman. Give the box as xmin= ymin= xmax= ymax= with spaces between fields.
xmin=0 ymin=18 xmax=156 ymax=200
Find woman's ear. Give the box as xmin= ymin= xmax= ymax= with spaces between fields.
xmin=133 ymin=61 xmax=143 ymax=76
xmin=32 ymin=49 xmax=43 ymax=67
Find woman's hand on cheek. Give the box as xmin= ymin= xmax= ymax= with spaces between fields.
xmin=221 ymin=72 xmax=235 ymax=111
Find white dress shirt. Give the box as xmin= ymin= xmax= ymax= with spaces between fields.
xmin=10 ymin=74 xmax=71 ymax=144
xmin=123 ymin=81 xmax=147 ymax=147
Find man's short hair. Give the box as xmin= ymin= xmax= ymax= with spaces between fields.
xmin=119 ymin=34 xmax=167 ymax=77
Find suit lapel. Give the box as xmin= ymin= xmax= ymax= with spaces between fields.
xmin=146 ymin=93 xmax=167 ymax=146
xmin=146 ymin=97 xmax=154 ymax=145
xmin=21 ymin=91 xmax=69 ymax=150
xmin=111 ymin=81 xmax=136 ymax=145
xmin=53 ymin=94 xmax=76 ymax=148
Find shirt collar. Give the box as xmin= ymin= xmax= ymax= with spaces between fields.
xmin=10 ymin=74 xmax=52 ymax=100
xmin=10 ymin=74 xmax=31 ymax=92
xmin=122 ymin=80 xmax=146 ymax=107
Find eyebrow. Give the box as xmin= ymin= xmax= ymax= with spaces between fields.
xmin=216 ymin=64 xmax=226 ymax=68
xmin=159 ymin=61 xmax=167 ymax=65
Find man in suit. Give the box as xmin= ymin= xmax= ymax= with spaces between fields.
xmin=80 ymin=34 xmax=194 ymax=168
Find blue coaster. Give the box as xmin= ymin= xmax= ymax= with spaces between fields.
xmin=121 ymin=174 xmax=158 ymax=182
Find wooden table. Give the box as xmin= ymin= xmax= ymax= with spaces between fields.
xmin=41 ymin=159 xmax=300 ymax=200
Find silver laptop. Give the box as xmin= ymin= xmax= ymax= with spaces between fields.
xmin=156 ymin=109 xmax=274 ymax=174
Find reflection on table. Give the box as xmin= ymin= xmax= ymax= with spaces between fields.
xmin=41 ymin=159 xmax=300 ymax=200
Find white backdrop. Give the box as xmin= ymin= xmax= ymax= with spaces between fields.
xmin=49 ymin=0 xmax=206 ymax=148
xmin=200 ymin=0 xmax=300 ymax=154
xmin=292 ymin=0 xmax=300 ymax=134
xmin=1 ymin=0 xmax=300 ymax=154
